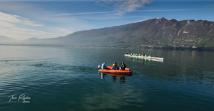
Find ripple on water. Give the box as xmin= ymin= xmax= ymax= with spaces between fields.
xmin=0 ymin=59 xmax=98 ymax=105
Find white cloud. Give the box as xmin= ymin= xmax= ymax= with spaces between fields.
xmin=0 ymin=1 xmax=152 ymax=40
xmin=0 ymin=12 xmax=42 ymax=27
xmin=117 ymin=0 xmax=151 ymax=15
xmin=0 ymin=11 xmax=88 ymax=40
xmin=54 ymin=11 xmax=115 ymax=16
xmin=101 ymin=0 xmax=151 ymax=15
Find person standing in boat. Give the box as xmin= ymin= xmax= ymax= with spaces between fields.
xmin=101 ymin=62 xmax=106 ymax=69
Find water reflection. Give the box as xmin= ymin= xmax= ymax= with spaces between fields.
xmin=1 ymin=46 xmax=214 ymax=111
xmin=99 ymin=73 xmax=131 ymax=83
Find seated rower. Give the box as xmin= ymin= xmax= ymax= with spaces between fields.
xmin=120 ymin=61 xmax=127 ymax=70
xmin=112 ymin=62 xmax=119 ymax=70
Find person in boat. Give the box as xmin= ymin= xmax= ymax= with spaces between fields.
xmin=120 ymin=61 xmax=127 ymax=70
xmin=112 ymin=62 xmax=119 ymax=70
xmin=101 ymin=62 xmax=106 ymax=69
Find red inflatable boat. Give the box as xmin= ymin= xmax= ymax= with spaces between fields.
xmin=98 ymin=66 xmax=132 ymax=75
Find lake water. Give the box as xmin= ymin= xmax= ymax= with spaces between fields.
xmin=0 ymin=45 xmax=214 ymax=111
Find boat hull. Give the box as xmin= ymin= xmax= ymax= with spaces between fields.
xmin=98 ymin=66 xmax=132 ymax=75
xmin=124 ymin=54 xmax=164 ymax=62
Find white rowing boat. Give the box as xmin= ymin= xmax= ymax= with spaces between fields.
xmin=124 ymin=53 xmax=164 ymax=62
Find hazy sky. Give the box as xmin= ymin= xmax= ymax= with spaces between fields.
xmin=0 ymin=0 xmax=213 ymax=40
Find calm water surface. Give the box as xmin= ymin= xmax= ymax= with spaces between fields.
xmin=0 ymin=45 xmax=214 ymax=111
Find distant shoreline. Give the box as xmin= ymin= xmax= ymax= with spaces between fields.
xmin=1 ymin=43 xmax=214 ymax=51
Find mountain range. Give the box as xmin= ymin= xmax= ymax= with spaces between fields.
xmin=4 ymin=18 xmax=214 ymax=50
xmin=0 ymin=36 xmax=15 ymax=43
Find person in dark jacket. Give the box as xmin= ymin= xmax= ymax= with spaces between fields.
xmin=112 ymin=62 xmax=119 ymax=70
xmin=120 ymin=61 xmax=127 ymax=70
